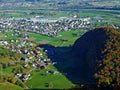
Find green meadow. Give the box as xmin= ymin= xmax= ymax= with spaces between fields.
xmin=0 ymin=82 xmax=24 ymax=90
xmin=29 ymin=29 xmax=86 ymax=46
xmin=26 ymin=65 xmax=75 ymax=89
xmin=0 ymin=9 xmax=120 ymax=24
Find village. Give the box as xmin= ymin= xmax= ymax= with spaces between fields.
xmin=0 ymin=38 xmax=59 ymax=82
xmin=0 ymin=16 xmax=105 ymax=37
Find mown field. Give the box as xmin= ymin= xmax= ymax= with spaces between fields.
xmin=0 ymin=82 xmax=24 ymax=90
xmin=0 ymin=29 xmax=85 ymax=46
xmin=29 ymin=29 xmax=85 ymax=46
xmin=1 ymin=63 xmax=75 ymax=89
xmin=26 ymin=65 xmax=75 ymax=89
xmin=0 ymin=9 xmax=120 ymax=24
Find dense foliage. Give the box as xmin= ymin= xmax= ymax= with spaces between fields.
xmin=0 ymin=46 xmax=26 ymax=88
xmin=95 ymin=27 xmax=120 ymax=87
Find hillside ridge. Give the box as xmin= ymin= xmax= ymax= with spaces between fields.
xmin=73 ymin=27 xmax=120 ymax=86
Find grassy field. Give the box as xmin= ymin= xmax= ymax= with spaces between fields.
xmin=0 ymin=47 xmax=12 ymax=64
xmin=26 ymin=65 xmax=75 ymax=89
xmin=0 ymin=29 xmax=85 ymax=47
xmin=1 ymin=66 xmax=16 ymax=75
xmin=29 ymin=29 xmax=86 ymax=46
xmin=90 ymin=1 xmax=120 ymax=7
xmin=0 ymin=82 xmax=24 ymax=90
xmin=0 ymin=9 xmax=120 ymax=24
xmin=0 ymin=46 xmax=9 ymax=54
xmin=0 ymin=33 xmax=4 ymax=39
xmin=0 ymin=31 xmax=18 ymax=40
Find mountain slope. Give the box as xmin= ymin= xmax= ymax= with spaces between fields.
xmin=73 ymin=27 xmax=120 ymax=86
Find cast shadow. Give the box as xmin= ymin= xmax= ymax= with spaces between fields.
xmin=39 ymin=44 xmax=90 ymax=85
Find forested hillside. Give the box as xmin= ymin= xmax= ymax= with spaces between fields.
xmin=73 ymin=27 xmax=120 ymax=87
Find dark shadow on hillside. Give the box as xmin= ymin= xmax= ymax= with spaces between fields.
xmin=39 ymin=44 xmax=96 ymax=85
xmin=38 ymin=28 xmax=111 ymax=86
xmin=28 ymin=27 xmax=120 ymax=90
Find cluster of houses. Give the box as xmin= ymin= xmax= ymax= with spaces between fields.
xmin=15 ymin=73 xmax=31 ymax=82
xmin=0 ymin=39 xmax=54 ymax=82
xmin=0 ymin=39 xmax=35 ymax=54
xmin=0 ymin=16 xmax=104 ymax=37
xmin=4 ymin=16 xmax=120 ymax=37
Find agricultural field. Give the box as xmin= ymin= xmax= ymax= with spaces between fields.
xmin=89 ymin=0 xmax=120 ymax=7
xmin=0 ymin=32 xmax=18 ymax=41
xmin=0 ymin=29 xmax=86 ymax=46
xmin=1 ymin=63 xmax=75 ymax=89
xmin=0 ymin=9 xmax=120 ymax=24
xmin=0 ymin=82 xmax=24 ymax=90
xmin=26 ymin=65 xmax=75 ymax=89
xmin=29 ymin=29 xmax=86 ymax=46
